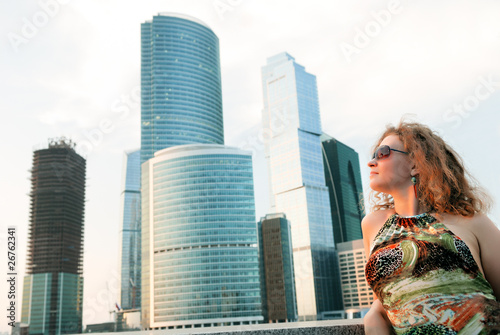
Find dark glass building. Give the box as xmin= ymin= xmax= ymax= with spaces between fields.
xmin=140 ymin=13 xmax=224 ymax=164
xmin=258 ymin=213 xmax=297 ymax=323
xmin=21 ymin=138 xmax=86 ymax=335
xmin=119 ymin=149 xmax=141 ymax=310
xmin=321 ymin=134 xmax=365 ymax=245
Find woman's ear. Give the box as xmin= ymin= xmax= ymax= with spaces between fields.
xmin=411 ymin=166 xmax=419 ymax=177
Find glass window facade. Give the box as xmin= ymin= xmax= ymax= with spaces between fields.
xmin=119 ymin=149 xmax=142 ymax=310
xmin=21 ymin=273 xmax=83 ymax=335
xmin=141 ymin=14 xmax=224 ymax=164
xmin=258 ymin=213 xmax=297 ymax=323
xmin=21 ymin=139 xmax=85 ymax=334
xmin=337 ymin=240 xmax=374 ymax=311
xmin=142 ymin=145 xmax=262 ymax=329
xmin=262 ymin=52 xmax=340 ymax=319
xmin=321 ymin=134 xmax=365 ymax=245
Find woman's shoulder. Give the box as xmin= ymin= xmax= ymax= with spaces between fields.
xmin=437 ymin=212 xmax=499 ymax=256
xmin=439 ymin=212 xmax=500 ymax=295
xmin=439 ymin=212 xmax=496 ymax=230
xmin=362 ymin=210 xmax=396 ymax=234
xmin=363 ymin=209 xmax=396 ymax=225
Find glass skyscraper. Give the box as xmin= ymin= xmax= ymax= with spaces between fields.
xmin=119 ymin=149 xmax=142 ymax=310
xmin=141 ymin=144 xmax=262 ymax=329
xmin=21 ymin=138 xmax=85 ymax=334
xmin=261 ymin=52 xmax=340 ymax=320
xmin=140 ymin=13 xmax=224 ymax=164
xmin=321 ymin=134 xmax=365 ymax=245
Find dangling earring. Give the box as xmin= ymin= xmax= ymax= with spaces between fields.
xmin=411 ymin=176 xmax=418 ymax=199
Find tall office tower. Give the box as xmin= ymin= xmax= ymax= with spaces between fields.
xmin=119 ymin=149 xmax=141 ymax=310
xmin=261 ymin=52 xmax=340 ymax=320
xmin=337 ymin=239 xmax=375 ymax=316
xmin=321 ymin=134 xmax=365 ymax=245
xmin=21 ymin=138 xmax=86 ymax=335
xmin=140 ymin=13 xmax=224 ymax=164
xmin=141 ymin=144 xmax=262 ymax=329
xmin=258 ymin=213 xmax=297 ymax=323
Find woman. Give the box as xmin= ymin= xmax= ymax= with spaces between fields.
xmin=362 ymin=120 xmax=500 ymax=334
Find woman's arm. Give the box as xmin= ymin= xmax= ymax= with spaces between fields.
xmin=362 ymin=213 xmax=394 ymax=335
xmin=364 ymin=299 xmax=394 ymax=335
xmin=473 ymin=214 xmax=500 ymax=299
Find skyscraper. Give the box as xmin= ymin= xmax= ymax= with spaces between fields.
xmin=141 ymin=144 xmax=262 ymax=329
xmin=139 ymin=13 xmax=263 ymax=328
xmin=21 ymin=138 xmax=86 ymax=335
xmin=321 ymin=134 xmax=365 ymax=245
xmin=261 ymin=52 xmax=340 ymax=320
xmin=140 ymin=13 xmax=224 ymax=164
xmin=119 ymin=149 xmax=141 ymax=310
xmin=258 ymin=213 xmax=297 ymax=323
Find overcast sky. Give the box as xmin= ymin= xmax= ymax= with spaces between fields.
xmin=1 ymin=0 xmax=500 ymax=330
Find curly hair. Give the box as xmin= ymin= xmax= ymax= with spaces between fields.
xmin=369 ymin=120 xmax=491 ymax=216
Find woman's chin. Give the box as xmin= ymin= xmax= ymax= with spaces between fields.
xmin=369 ymin=182 xmax=387 ymax=194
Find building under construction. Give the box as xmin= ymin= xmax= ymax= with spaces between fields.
xmin=21 ymin=138 xmax=86 ymax=335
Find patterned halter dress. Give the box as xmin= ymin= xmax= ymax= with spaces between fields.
xmin=365 ymin=213 xmax=500 ymax=334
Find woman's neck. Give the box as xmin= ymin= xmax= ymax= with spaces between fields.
xmin=392 ymin=186 xmax=422 ymax=217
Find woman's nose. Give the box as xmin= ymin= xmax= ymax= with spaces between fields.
xmin=368 ymin=159 xmax=377 ymax=168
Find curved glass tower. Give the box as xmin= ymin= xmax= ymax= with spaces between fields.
xmin=141 ymin=13 xmax=224 ymax=164
xmin=141 ymin=144 xmax=262 ymax=329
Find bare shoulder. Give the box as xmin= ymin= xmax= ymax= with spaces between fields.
xmin=468 ymin=213 xmax=498 ymax=228
xmin=440 ymin=212 xmax=500 ymax=284
xmin=466 ymin=213 xmax=500 ymax=242
xmin=362 ymin=210 xmax=395 ymax=255
xmin=362 ymin=210 xmax=395 ymax=232
xmin=441 ymin=212 xmax=499 ymax=238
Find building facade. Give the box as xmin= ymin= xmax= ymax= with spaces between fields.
xmin=21 ymin=138 xmax=85 ymax=335
xmin=261 ymin=52 xmax=340 ymax=319
xmin=141 ymin=144 xmax=262 ymax=329
xmin=258 ymin=213 xmax=297 ymax=323
xmin=337 ymin=239 xmax=374 ymax=316
xmin=321 ymin=134 xmax=365 ymax=245
xmin=119 ymin=149 xmax=142 ymax=310
xmin=140 ymin=13 xmax=224 ymax=164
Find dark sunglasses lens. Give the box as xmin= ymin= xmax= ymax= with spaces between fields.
xmin=374 ymin=146 xmax=390 ymax=160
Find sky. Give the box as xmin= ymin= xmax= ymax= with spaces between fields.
xmin=1 ymin=0 xmax=500 ymax=330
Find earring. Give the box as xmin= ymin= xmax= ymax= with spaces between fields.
xmin=411 ymin=176 xmax=418 ymax=199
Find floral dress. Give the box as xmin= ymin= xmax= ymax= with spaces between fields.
xmin=365 ymin=213 xmax=500 ymax=334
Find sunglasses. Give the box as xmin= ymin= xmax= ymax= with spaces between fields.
xmin=372 ymin=145 xmax=409 ymax=160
